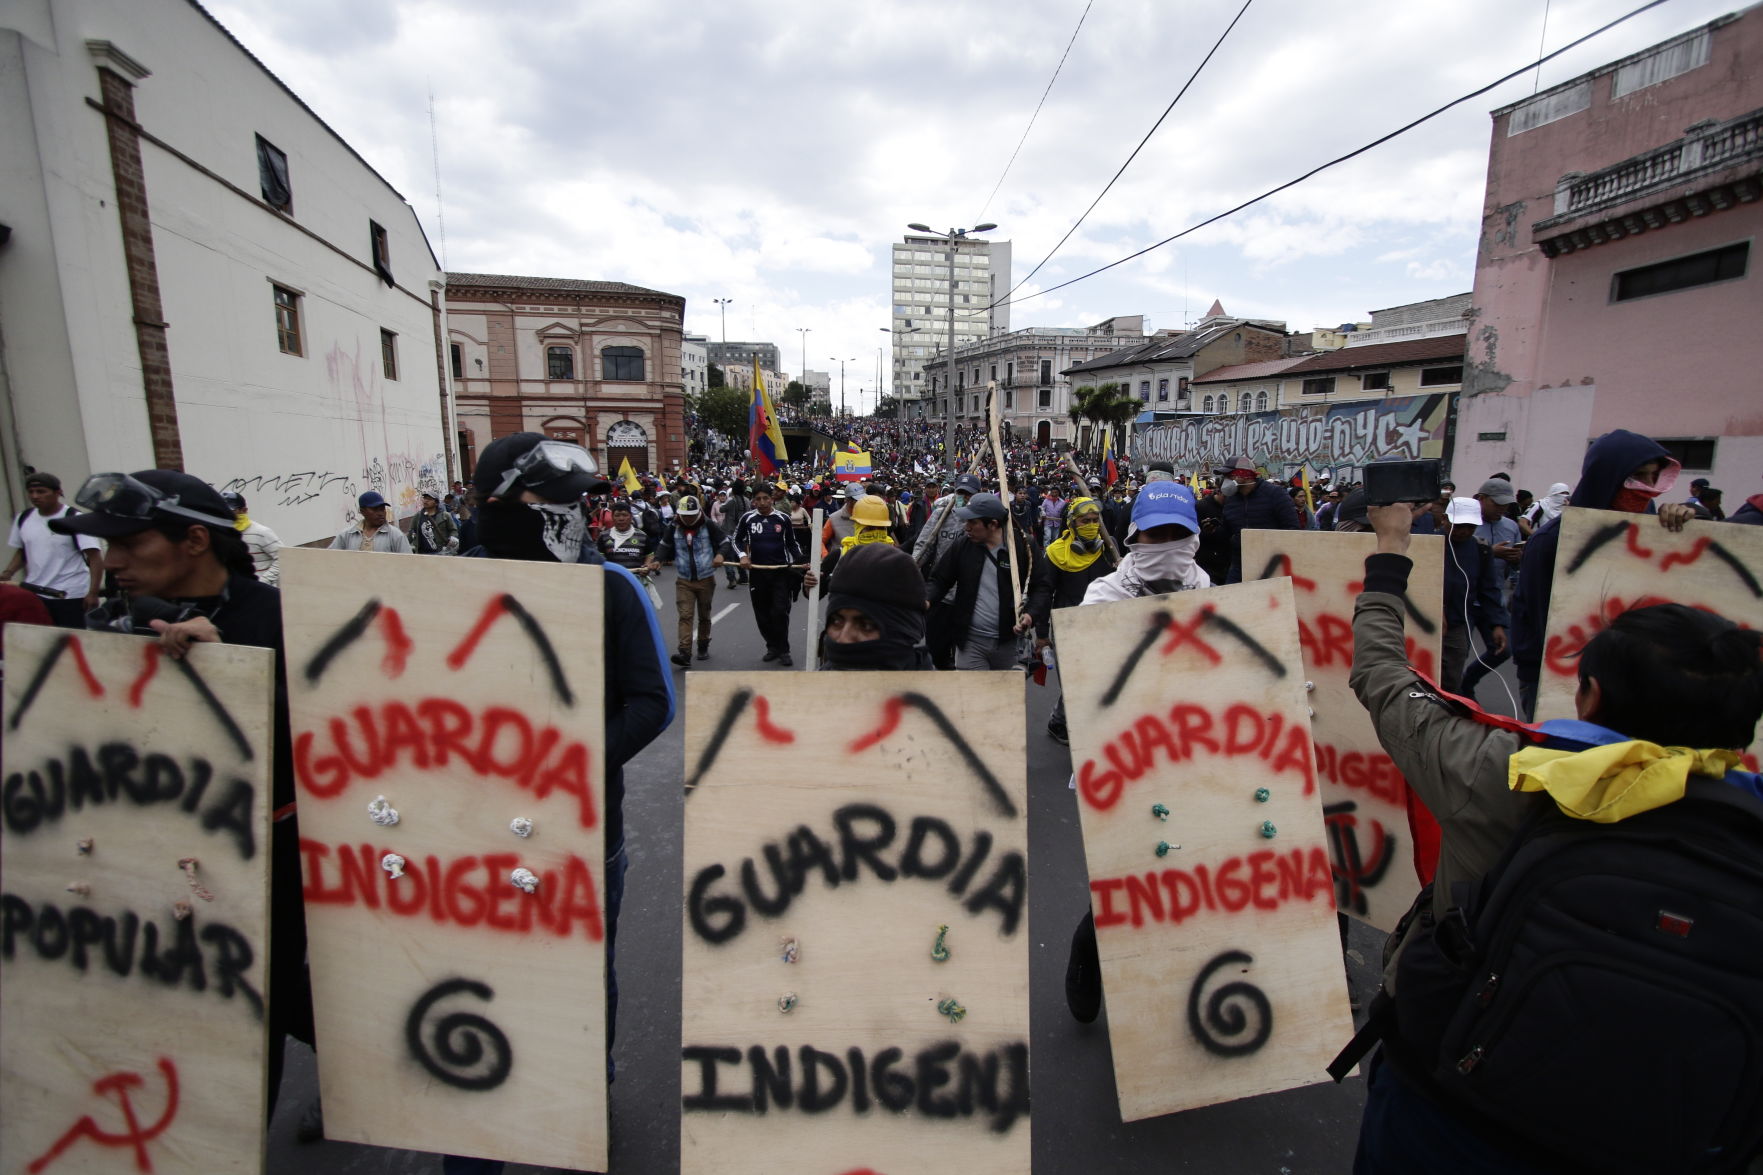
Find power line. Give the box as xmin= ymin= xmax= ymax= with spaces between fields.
xmin=975 ymin=0 xmax=1095 ymax=223
xmin=990 ymin=0 xmax=1670 ymax=313
xmin=1000 ymin=0 xmax=1255 ymax=304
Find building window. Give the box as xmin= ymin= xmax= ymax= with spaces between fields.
xmin=1256 ymin=390 xmax=1269 ymax=411
xmin=1202 ymin=395 xmax=1214 ymax=413
xmin=380 ymin=329 xmax=398 ymax=380
xmin=1037 ymin=388 xmax=1052 ymax=409
xmin=602 ymin=346 xmax=645 ymax=381
xmin=1157 ymin=378 xmax=1169 ymax=402
xmin=272 ymin=285 xmax=303 ymax=355
xmin=256 ymin=135 xmax=291 ymax=212
xmin=1612 ymin=242 xmax=1748 ymax=302
xmin=1139 ymin=380 xmax=1151 ymax=401
xmin=1039 ymin=359 xmax=1052 ymax=385
xmin=1362 ymin=371 xmax=1390 ymax=390
xmin=1004 ymin=388 xmax=1014 ymax=409
xmin=1005 ymin=362 xmax=1014 ymax=384
xmin=547 ymin=346 xmax=575 ymax=380
xmin=1178 ymin=377 xmax=1189 ymax=392
xmin=369 ymin=221 xmax=392 ymax=285
xmin=1418 ymin=365 xmax=1464 ymax=386
xmin=449 ymin=343 xmax=463 ymax=379
xmin=1655 ymin=437 xmax=1717 ymax=470
xmin=1301 ymin=377 xmax=1335 ymax=396
xmin=989 ymin=364 xmax=996 ymax=382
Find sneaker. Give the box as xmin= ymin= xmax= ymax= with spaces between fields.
xmin=778 ymin=653 xmax=793 ymax=667
xmin=1065 ymin=912 xmax=1101 ymax=1024
xmin=295 ymin=1095 xmax=324 ymax=1144
xmin=1046 ymin=721 xmax=1070 ymax=746
xmin=762 ymin=650 xmax=780 ymax=662
xmin=671 ymin=651 xmax=691 ymax=667
xmin=696 ymin=645 xmax=710 ymax=661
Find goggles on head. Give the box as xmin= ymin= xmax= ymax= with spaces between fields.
xmin=492 ymin=440 xmax=599 ymax=500
xmin=75 ymin=472 xmax=234 ymax=528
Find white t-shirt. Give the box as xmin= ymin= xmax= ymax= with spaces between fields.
xmin=8 ymin=505 xmax=100 ymax=597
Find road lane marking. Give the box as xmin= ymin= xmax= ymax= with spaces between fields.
xmin=711 ymin=603 xmax=741 ymax=624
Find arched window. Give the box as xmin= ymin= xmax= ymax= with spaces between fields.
xmin=1202 ymin=395 xmax=1214 ymax=413
xmin=602 ymin=346 xmax=645 ymax=381
xmin=1221 ymin=393 xmax=1234 ymax=414
xmin=1256 ymin=390 xmax=1269 ymax=411
xmin=546 ymin=346 xmax=574 ymax=380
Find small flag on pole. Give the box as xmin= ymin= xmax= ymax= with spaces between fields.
xmin=617 ymin=457 xmax=641 ymax=494
xmin=1101 ymin=429 xmax=1119 ymax=488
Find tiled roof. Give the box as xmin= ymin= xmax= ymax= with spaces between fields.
xmin=1281 ymin=334 xmax=1465 ymax=375
xmin=1192 ymin=357 xmax=1309 ymax=385
xmin=445 ymin=272 xmax=680 ymax=299
xmin=1065 ymin=319 xmax=1278 ymax=373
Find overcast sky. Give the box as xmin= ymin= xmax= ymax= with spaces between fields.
xmin=205 ymin=0 xmax=1736 ymax=412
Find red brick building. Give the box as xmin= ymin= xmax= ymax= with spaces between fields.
xmin=444 ymin=273 xmax=688 ymax=477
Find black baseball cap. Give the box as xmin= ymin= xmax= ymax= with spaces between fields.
xmin=52 ymin=470 xmax=236 ymax=538
xmin=954 ymin=492 xmax=1008 ymax=521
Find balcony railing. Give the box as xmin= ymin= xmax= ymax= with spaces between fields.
xmin=1549 ymin=107 xmax=1763 ymax=221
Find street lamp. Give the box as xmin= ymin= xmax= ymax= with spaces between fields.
xmin=795 ymin=327 xmax=811 ymax=411
xmin=713 ymin=298 xmax=733 ymax=345
xmin=907 ymin=221 xmax=996 ymax=467
xmin=830 ymin=357 xmax=857 ymax=417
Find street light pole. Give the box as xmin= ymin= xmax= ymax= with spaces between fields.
xmin=831 ymin=357 xmax=856 ymax=416
xmin=713 ymin=298 xmax=732 ymax=345
xmin=907 ymin=222 xmax=995 ymax=469
xmin=796 ymin=327 xmax=811 ymax=409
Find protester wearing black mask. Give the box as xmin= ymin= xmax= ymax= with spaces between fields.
xmin=821 ymin=542 xmax=932 ymax=670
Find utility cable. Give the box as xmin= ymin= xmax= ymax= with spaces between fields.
xmin=975 ymin=0 xmax=1095 ymax=223
xmin=1000 ymin=0 xmax=1255 ymax=303
xmin=989 ymin=0 xmax=1670 ymax=312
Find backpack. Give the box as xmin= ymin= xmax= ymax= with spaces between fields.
xmin=1335 ymin=773 xmax=1763 ymax=1173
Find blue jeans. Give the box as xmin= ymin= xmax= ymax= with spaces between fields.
xmin=1354 ymin=1051 xmax=1554 ymax=1174
xmin=441 ymin=843 xmax=627 ymax=1175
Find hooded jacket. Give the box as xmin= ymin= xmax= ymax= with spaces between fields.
xmin=1221 ymin=477 xmax=1301 ymax=566
xmin=1512 ymin=430 xmax=1670 ymax=687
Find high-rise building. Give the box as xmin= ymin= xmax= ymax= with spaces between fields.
xmin=705 ymin=341 xmax=781 ymax=375
xmin=889 ymin=234 xmax=1011 ymax=414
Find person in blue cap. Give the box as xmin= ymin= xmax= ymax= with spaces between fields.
xmin=327 ymin=490 xmax=411 ymax=552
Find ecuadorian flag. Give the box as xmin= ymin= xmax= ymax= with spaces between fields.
xmin=748 ymin=358 xmax=788 ymax=475
xmin=833 ymin=450 xmax=872 ymax=481
xmin=1101 ymin=429 xmax=1119 ymax=488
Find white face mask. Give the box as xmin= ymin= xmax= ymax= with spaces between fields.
xmin=1130 ymin=535 xmax=1200 ymax=580
xmin=529 ymin=501 xmax=585 ymax=563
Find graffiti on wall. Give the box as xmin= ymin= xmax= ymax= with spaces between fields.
xmin=1131 ymin=393 xmax=1454 ymax=480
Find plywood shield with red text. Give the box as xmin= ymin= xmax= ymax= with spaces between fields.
xmin=680 ymin=672 xmax=1030 ymax=1175
xmin=1243 ymin=530 xmax=1446 ymax=933
xmin=1054 ymin=579 xmax=1353 ymax=1122
xmin=1538 ymin=508 xmax=1763 ymax=763
xmin=280 ymin=549 xmax=606 ymax=1171
xmin=2 ymin=625 xmax=274 ymax=1175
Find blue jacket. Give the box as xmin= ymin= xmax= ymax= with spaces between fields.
xmin=1512 ymin=429 xmax=1669 ymax=687
xmin=1444 ymin=534 xmax=1509 ymax=633
xmin=656 ymin=518 xmax=727 ymax=581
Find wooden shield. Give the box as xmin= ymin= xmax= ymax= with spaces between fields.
xmin=680 ymin=672 xmax=1030 ymax=1175
xmin=1242 ymin=530 xmax=1446 ymax=932
xmin=280 ymin=549 xmax=606 ymax=1171
xmin=1538 ymin=508 xmax=1763 ymax=764
xmin=1054 ymin=579 xmax=1353 ymax=1122
xmin=2 ymin=626 xmax=274 ymax=1174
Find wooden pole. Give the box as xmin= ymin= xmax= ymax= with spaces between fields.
xmin=986 ymin=381 xmax=1024 ymax=619
xmin=1062 ymin=448 xmax=1122 ymax=561
xmin=802 ymin=506 xmax=824 ymax=671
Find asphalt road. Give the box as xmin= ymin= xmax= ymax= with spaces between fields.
xmin=269 ymin=565 xmax=1522 ymax=1175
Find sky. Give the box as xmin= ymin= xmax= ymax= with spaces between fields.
xmin=204 ymin=0 xmax=1739 ymax=414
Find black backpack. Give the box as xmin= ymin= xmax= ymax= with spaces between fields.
xmin=1335 ymin=774 xmax=1763 ymax=1174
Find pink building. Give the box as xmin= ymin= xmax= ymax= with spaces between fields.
xmin=1457 ymin=6 xmax=1763 ymax=497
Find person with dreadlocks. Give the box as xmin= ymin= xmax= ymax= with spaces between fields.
xmin=1023 ymin=495 xmax=1117 ymax=745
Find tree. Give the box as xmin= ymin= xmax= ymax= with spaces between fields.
xmin=1068 ymin=383 xmax=1138 ymax=455
xmin=696 ymin=385 xmax=749 ymax=440
xmin=707 ymin=363 xmax=725 ymax=389
xmin=873 ymin=395 xmax=902 ymax=420
xmin=782 ymin=380 xmax=810 ymax=408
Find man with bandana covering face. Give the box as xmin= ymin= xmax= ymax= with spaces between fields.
xmin=1025 ymin=496 xmax=1118 ymax=745
xmin=1511 ymin=429 xmax=1696 ymax=719
xmin=449 ymin=434 xmax=673 ymax=1174
xmin=821 ymin=542 xmax=932 ymax=670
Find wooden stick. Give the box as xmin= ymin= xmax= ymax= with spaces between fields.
xmin=803 ymin=507 xmax=824 ymax=672
xmin=986 ymin=381 xmax=1025 ymax=618
xmin=1062 ymin=449 xmax=1122 ymax=562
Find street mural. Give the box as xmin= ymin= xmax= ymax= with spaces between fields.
xmin=1131 ymin=393 xmax=1454 ymax=480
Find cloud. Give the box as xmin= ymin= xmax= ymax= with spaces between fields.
xmin=200 ymin=0 xmax=1740 ymax=389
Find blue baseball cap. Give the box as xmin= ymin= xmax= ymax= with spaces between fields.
xmin=359 ymin=491 xmax=388 ymax=509
xmin=1129 ymin=481 xmax=1199 ymax=538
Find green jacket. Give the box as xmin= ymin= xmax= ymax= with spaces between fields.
xmin=1348 ymin=551 xmax=1543 ymax=987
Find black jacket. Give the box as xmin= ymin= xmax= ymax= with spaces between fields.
xmin=1222 ymin=479 xmax=1301 ymax=563
xmin=927 ymin=533 xmax=1030 ymax=648
xmin=1025 ymin=548 xmax=1115 ymax=638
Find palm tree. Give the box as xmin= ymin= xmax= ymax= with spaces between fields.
xmin=1069 ymin=382 xmax=1139 ymax=457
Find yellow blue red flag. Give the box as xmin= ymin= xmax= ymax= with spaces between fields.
xmin=1101 ymin=429 xmax=1119 ymax=487
xmin=833 ymin=450 xmax=872 ymax=482
xmin=748 ymin=358 xmax=788 ymax=475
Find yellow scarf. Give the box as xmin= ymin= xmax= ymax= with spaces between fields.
xmin=840 ymin=526 xmax=894 ymax=553
xmin=233 ymin=514 xmax=251 ymax=532
xmin=1509 ymin=741 xmax=1742 ymax=823
xmin=1045 ymin=497 xmax=1104 ymax=573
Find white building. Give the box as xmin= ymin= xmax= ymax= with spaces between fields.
xmin=682 ymin=332 xmax=709 ymax=399
xmin=889 ymin=234 xmax=1011 ymax=411
xmin=0 ymin=0 xmax=450 ymax=543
